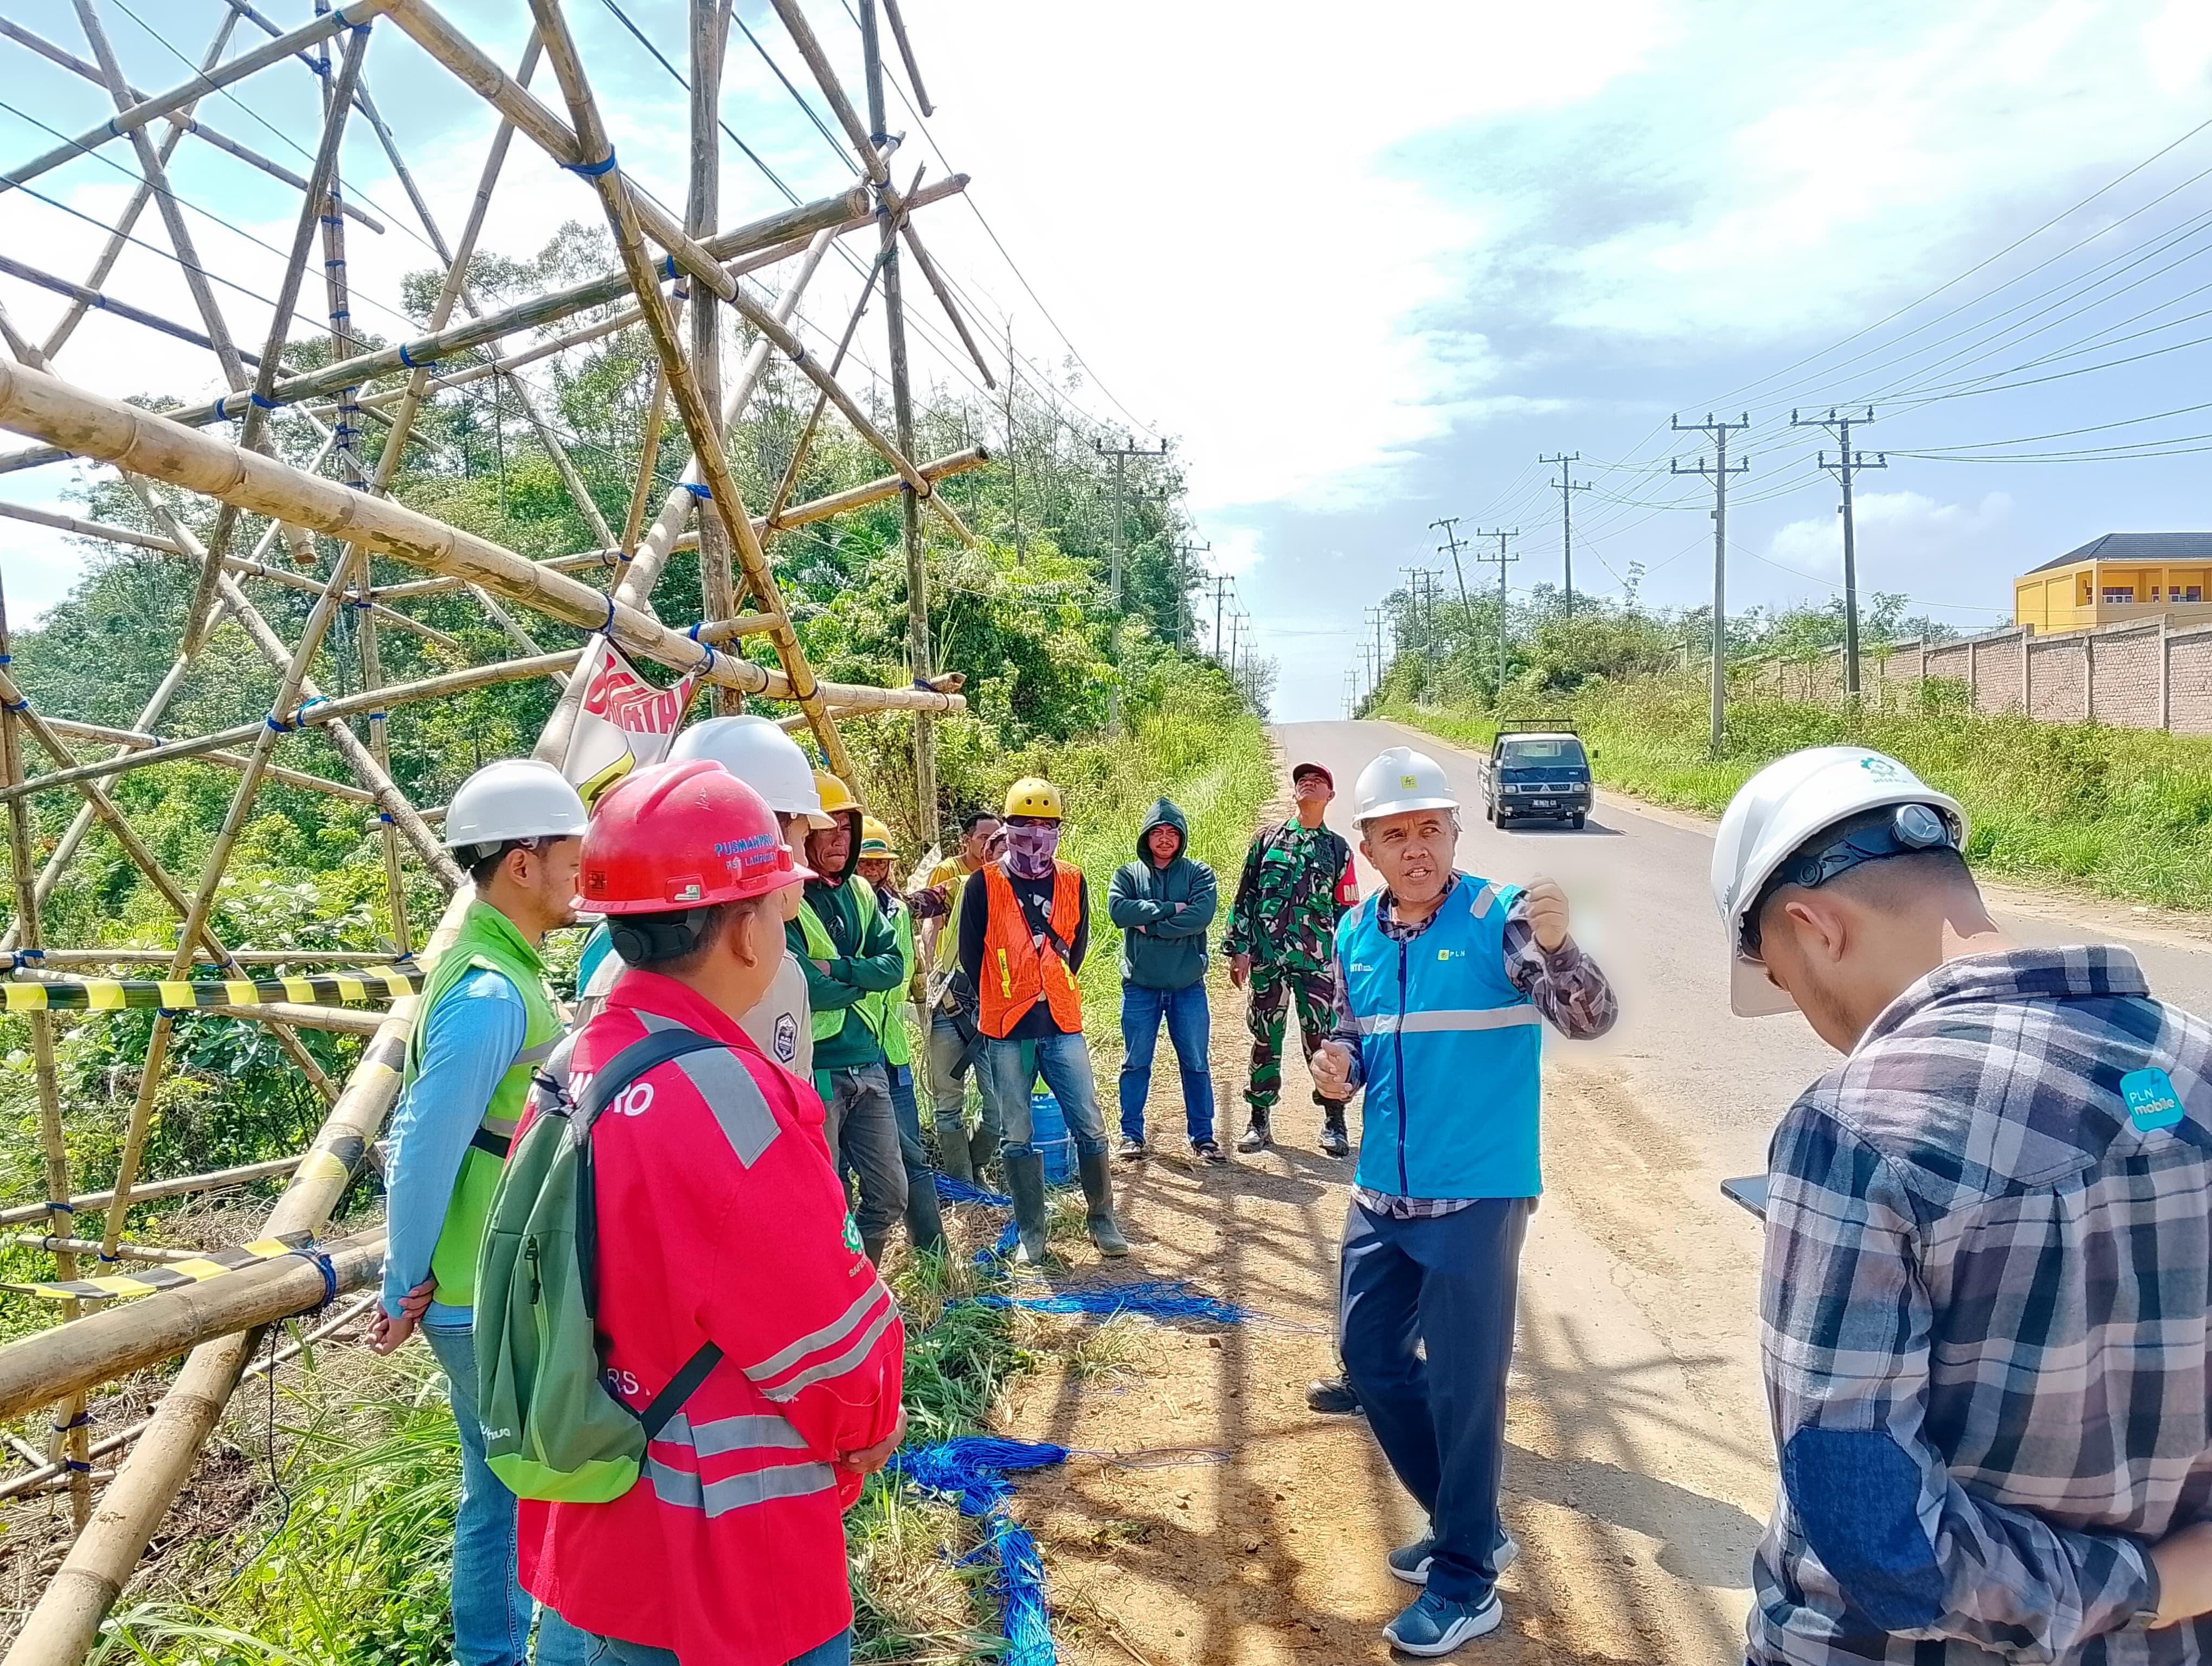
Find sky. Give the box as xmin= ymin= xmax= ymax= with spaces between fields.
xmin=3 ymin=1 xmax=2212 ymax=721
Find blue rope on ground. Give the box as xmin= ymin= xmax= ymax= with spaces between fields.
xmin=934 ymin=1173 xmax=1011 ymax=1207
xmin=893 ymin=1438 xmax=1068 ymax=1666
xmin=970 ymin=1280 xmax=1260 ymax=1327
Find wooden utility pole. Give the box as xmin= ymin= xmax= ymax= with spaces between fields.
xmin=1097 ymin=434 xmax=1169 ymax=606
xmin=1003 ymin=323 xmax=1023 ymax=562
xmin=1793 ymin=407 xmax=1886 ymax=699
xmin=1672 ymin=413 xmax=1751 ymax=754
xmin=1475 ymin=529 xmax=1518 ymax=699
xmin=860 ymin=0 xmax=935 ymax=829
xmin=1538 ymin=453 xmax=1592 ymax=617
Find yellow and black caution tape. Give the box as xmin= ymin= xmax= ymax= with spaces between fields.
xmin=0 ymin=968 xmax=420 ymax=1014
xmin=5 ymin=1231 xmax=314 ymax=1303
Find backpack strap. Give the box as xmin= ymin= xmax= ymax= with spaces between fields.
xmin=639 ymin=1341 xmax=725 ymax=1439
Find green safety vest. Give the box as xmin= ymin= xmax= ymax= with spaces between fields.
xmin=871 ymin=895 xmax=918 ymax=1069
xmin=404 ymin=900 xmax=562 ymax=1310
xmin=794 ymin=876 xmax=884 ymax=1045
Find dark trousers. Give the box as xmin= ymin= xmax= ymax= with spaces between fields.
xmin=1338 ymin=1195 xmax=1528 ymax=1605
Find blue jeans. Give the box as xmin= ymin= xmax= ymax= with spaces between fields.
xmin=1118 ymin=982 xmax=1215 ymax=1144
xmin=1338 ymin=1197 xmax=1529 ymax=1607
xmin=886 ymin=1061 xmax=931 ymax=1187
xmin=421 ymin=1322 xmax=589 ymax=1666
xmin=578 ymin=1630 xmax=851 ymax=1665
xmin=983 ymin=1029 xmax=1109 ymax=1158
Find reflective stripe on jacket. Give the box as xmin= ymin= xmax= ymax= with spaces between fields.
xmin=1338 ymin=876 xmax=1542 ymax=1200
xmin=977 ymin=861 xmax=1084 ymax=1039
xmin=518 ymin=969 xmax=902 ymax=1666
xmin=404 ymin=900 xmax=562 ymax=1308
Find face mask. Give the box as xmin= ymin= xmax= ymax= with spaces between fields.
xmin=1004 ymin=822 xmax=1061 ymax=879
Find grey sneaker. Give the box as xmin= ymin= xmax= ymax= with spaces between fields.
xmin=1383 ymin=1589 xmax=1503 ymax=1655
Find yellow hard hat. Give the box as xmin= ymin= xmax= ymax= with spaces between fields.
xmin=1003 ymin=776 xmax=1063 ymax=821
xmin=813 ymin=770 xmax=861 ymax=818
xmin=858 ymin=815 xmax=897 ymax=858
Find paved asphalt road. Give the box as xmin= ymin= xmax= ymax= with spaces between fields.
xmin=1272 ymin=718 xmax=2212 ymax=1186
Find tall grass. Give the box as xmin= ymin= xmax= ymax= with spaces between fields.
xmin=1380 ymin=673 xmax=2212 ymax=912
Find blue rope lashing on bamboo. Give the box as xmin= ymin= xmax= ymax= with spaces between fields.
xmin=286 ymin=1244 xmax=338 ymax=1312
xmin=249 ymin=391 xmax=279 ymax=410
xmin=2 ymin=699 xmax=25 ymax=713
xmin=680 ymin=482 xmax=711 ymax=501
xmin=0 ymin=654 xmax=12 ymax=665
xmin=41 ymin=1200 xmax=73 ymax=1214
xmin=599 ymin=593 xmax=618 ymax=636
xmin=565 ymin=149 xmax=619 ymax=178
xmin=397 ymin=343 xmax=435 ymax=370
xmin=52 ymin=1412 xmax=91 ymax=1433
xmin=11 ymin=946 xmax=41 ymax=963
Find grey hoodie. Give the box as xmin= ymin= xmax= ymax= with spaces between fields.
xmin=1107 ymin=798 xmax=1218 ymax=991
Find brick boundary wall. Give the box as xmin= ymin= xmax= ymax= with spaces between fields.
xmin=1759 ymin=618 xmax=2212 ymax=733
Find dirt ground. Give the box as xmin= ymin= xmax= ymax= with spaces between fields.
xmin=985 ymin=809 xmax=1776 ymax=1665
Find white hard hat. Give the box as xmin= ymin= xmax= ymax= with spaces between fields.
xmin=443 ymin=759 xmax=589 ymax=856
xmin=668 ymin=714 xmax=832 ymax=829
xmin=1352 ymin=745 xmax=1459 ymax=825
xmin=1712 ymin=746 xmax=1966 ymax=1018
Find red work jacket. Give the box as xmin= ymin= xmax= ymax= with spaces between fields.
xmin=517 ymin=969 xmax=904 ymax=1664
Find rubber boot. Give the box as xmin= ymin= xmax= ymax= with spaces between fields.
xmin=970 ymin=1122 xmax=1001 ymax=1184
xmin=1236 ymin=1111 xmax=1272 ymax=1154
xmin=934 ymin=1119 xmax=975 ymax=1185
xmin=1077 ymin=1149 xmax=1130 ymax=1258
xmin=1319 ymin=1104 xmax=1351 ymax=1158
xmin=860 ymin=1229 xmax=888 ymax=1266
xmin=905 ymin=1167 xmax=947 ymax=1256
xmin=1004 ymin=1149 xmax=1052 ymax=1265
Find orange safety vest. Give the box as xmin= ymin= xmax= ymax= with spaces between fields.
xmin=978 ymin=861 xmax=1085 ymax=1039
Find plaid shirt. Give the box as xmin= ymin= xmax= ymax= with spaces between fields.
xmin=1753 ymin=946 xmax=2212 ymax=1665
xmin=1330 ymin=875 xmax=1617 ymax=1219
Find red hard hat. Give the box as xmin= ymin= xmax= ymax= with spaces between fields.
xmin=579 ymin=759 xmax=812 ymax=913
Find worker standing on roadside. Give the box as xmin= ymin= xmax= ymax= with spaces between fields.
xmin=1107 ymin=797 xmax=1223 ymax=1163
xmin=1311 ymin=745 xmax=1616 ymax=1657
xmin=370 ymin=759 xmax=590 ymax=1666
xmin=518 ymin=760 xmax=903 ymax=1666
xmin=959 ymin=776 xmax=1128 ymax=1264
xmin=1225 ymin=761 xmax=1360 ymax=1156
xmin=915 ymin=810 xmax=1005 ymax=1183
xmin=855 ymin=815 xmax=946 ymax=1254
xmin=571 ymin=715 xmax=826 ymax=1075
xmin=1713 ymin=747 xmax=2212 ymax=1664
xmin=791 ymin=772 xmax=909 ymax=1263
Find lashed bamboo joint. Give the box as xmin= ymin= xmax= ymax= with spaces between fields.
xmin=0 ymin=1 xmax=995 ymax=1654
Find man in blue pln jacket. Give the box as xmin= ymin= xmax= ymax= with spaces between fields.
xmin=1312 ymin=745 xmax=1617 ymax=1656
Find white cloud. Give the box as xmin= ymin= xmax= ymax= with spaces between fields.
xmin=1769 ymin=488 xmax=2013 ymax=576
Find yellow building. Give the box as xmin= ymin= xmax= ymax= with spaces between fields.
xmin=2015 ymin=534 xmax=2212 ymax=632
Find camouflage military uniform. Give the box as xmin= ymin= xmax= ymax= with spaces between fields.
xmin=1224 ymin=819 xmax=1356 ymax=1117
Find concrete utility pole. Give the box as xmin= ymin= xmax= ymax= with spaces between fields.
xmin=1206 ymin=573 xmax=1234 ymax=659
xmin=1538 ymin=454 xmax=1592 ymax=617
xmin=1431 ymin=516 xmax=1474 ymax=625
xmin=1672 ymin=413 xmax=1751 ymax=755
xmin=1793 ymin=407 xmax=1887 ymax=700
xmin=1475 ymin=529 xmax=1519 ymax=700
xmin=1399 ymin=567 xmax=1431 ymax=696
xmin=1175 ymin=538 xmax=1211 ymax=649
xmin=860 ymin=0 xmax=936 ymax=829
xmin=1003 ymin=323 xmax=1024 ymax=563
xmin=1097 ymin=434 xmax=1169 ymax=606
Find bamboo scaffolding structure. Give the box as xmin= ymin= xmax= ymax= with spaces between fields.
xmin=218 ymin=554 xmax=461 ymax=649
xmin=9 ymin=1234 xmax=245 ymax=1267
xmin=199 ymin=1003 xmax=387 ymax=1036
xmin=0 ymin=501 xmax=182 ymax=556
xmin=900 ymin=216 xmax=995 ymax=389
xmin=0 ymin=1294 xmax=378 ymax=1505
xmin=880 ymin=0 xmax=933 ymax=114
xmin=31 ymin=722 xmax=375 ymax=803
xmin=0 ymin=18 xmax=384 ymax=231
xmin=2 ymin=951 xmax=404 ymax=969
xmin=765 ymin=245 xmax=888 ymax=527
xmin=0 ymin=2 xmax=395 ymax=197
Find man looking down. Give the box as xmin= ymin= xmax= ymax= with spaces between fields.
xmin=1714 ymin=746 xmax=2212 ymax=1664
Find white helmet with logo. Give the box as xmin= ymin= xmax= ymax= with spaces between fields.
xmin=1352 ymin=745 xmax=1459 ymax=825
xmin=669 ymin=714 xmax=832 ymax=828
xmin=443 ymin=759 xmax=589 ymax=861
xmin=1712 ymin=746 xmax=1966 ymax=1017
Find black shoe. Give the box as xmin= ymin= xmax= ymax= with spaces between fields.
xmin=1307 ymin=1376 xmax=1361 ymax=1415
xmin=1191 ymin=1138 xmax=1226 ymax=1165
xmin=1318 ymin=1107 xmax=1350 ymax=1158
xmin=1117 ymin=1136 xmax=1147 ymax=1161
xmin=1236 ymin=1117 xmax=1272 ymax=1154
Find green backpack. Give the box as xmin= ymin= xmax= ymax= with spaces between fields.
xmin=474 ymin=1027 xmax=728 ymax=1503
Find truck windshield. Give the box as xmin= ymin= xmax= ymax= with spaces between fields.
xmin=1500 ymin=738 xmax=1587 ymax=778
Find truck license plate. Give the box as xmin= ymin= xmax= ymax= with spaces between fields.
xmin=1530 ymin=798 xmax=1557 ymax=808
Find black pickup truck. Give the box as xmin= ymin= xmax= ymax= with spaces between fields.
xmin=1481 ymin=724 xmax=1593 ymax=829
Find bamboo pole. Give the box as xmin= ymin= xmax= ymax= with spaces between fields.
xmin=764 ymin=246 xmax=888 ymax=528
xmin=764 ymin=0 xmax=889 ymax=184
xmin=900 ymin=216 xmax=995 ymax=389
xmin=879 ymin=0 xmax=933 ymax=113
xmin=0 ymin=565 xmax=89 ymax=1529
xmin=523 ymin=0 xmax=853 ymax=776
xmin=220 ymin=554 xmax=461 ymax=649
xmin=0 ymin=1 xmax=395 ymax=196
xmin=689 ymin=0 xmax=737 ymax=713
xmin=0 ymin=502 xmax=181 ymax=556
xmin=619 ymin=361 xmax=670 ymax=561
xmin=32 ymin=721 xmax=375 ymax=804
xmin=0 ymin=17 xmax=386 ymax=231
xmin=0 ymin=1157 xmax=303 ymax=1230
xmin=0 ymin=255 xmax=263 ymax=367
xmin=199 ymin=1003 xmax=387 ymax=1036
xmin=2 ymin=951 xmax=404 ymax=969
